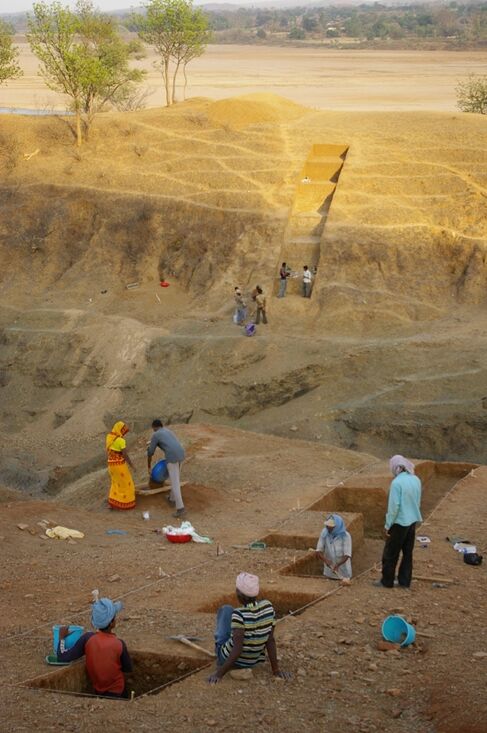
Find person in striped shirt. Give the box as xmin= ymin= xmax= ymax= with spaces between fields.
xmin=208 ymin=572 xmax=291 ymax=684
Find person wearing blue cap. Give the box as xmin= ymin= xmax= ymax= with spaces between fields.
xmin=56 ymin=598 xmax=132 ymax=698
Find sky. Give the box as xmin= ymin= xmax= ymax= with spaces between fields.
xmin=1 ymin=0 xmax=232 ymax=13
xmin=1 ymin=0 xmax=139 ymax=11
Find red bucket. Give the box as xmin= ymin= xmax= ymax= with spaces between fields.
xmin=166 ymin=533 xmax=191 ymax=543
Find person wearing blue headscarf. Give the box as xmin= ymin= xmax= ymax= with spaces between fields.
xmin=56 ymin=598 xmax=132 ymax=698
xmin=315 ymin=514 xmax=352 ymax=579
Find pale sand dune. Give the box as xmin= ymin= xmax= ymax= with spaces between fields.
xmin=1 ymin=42 xmax=486 ymax=112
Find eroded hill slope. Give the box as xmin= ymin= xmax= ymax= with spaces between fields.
xmin=1 ymin=95 xmax=487 ymax=493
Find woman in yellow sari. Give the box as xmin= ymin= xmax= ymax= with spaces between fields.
xmin=106 ymin=421 xmax=136 ymax=510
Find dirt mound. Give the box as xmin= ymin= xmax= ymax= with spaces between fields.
xmin=206 ymin=93 xmax=307 ymax=128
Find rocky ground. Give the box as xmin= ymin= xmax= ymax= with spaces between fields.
xmin=0 ymin=425 xmax=486 ymax=732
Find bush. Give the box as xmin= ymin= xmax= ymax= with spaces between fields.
xmin=456 ymin=74 xmax=487 ymax=114
xmin=288 ymin=26 xmax=305 ymax=40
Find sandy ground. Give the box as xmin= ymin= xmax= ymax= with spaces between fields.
xmin=1 ymin=43 xmax=487 ymax=112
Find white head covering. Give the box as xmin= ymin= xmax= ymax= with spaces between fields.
xmin=389 ymin=454 xmax=415 ymax=476
xmin=236 ymin=572 xmax=259 ymax=597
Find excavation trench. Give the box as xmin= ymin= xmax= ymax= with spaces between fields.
xmin=26 ymin=651 xmax=208 ymax=700
xmin=263 ymin=460 xmax=476 ymax=579
xmin=279 ymin=539 xmax=384 ymax=579
xmin=307 ymin=460 xmax=475 ymax=538
xmin=197 ymin=589 xmax=322 ymax=618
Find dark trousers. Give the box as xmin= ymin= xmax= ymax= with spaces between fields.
xmin=381 ymin=522 xmax=416 ymax=588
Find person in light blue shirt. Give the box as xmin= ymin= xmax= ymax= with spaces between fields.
xmin=375 ymin=455 xmax=422 ymax=589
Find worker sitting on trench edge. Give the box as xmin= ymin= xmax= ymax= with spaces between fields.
xmin=208 ymin=572 xmax=291 ymax=683
xmin=56 ymin=598 xmax=133 ymax=699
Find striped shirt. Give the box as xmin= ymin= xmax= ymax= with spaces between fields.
xmin=219 ymin=599 xmax=275 ymax=668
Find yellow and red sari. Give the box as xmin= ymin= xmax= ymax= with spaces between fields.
xmin=106 ymin=421 xmax=136 ymax=510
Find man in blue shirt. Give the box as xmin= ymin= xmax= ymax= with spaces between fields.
xmin=375 ymin=454 xmax=422 ymax=589
xmin=147 ymin=420 xmax=186 ymax=518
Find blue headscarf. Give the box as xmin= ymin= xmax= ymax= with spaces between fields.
xmin=324 ymin=513 xmax=347 ymax=540
xmin=91 ymin=598 xmax=123 ymax=630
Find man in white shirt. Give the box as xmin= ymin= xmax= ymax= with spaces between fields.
xmin=303 ymin=265 xmax=313 ymax=298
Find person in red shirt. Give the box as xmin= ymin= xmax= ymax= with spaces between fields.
xmin=57 ymin=598 xmax=132 ymax=699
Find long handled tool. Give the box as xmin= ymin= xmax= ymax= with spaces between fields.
xmin=168 ymin=635 xmax=216 ymax=658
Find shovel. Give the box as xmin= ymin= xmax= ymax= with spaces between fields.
xmin=168 ymin=635 xmax=216 ymax=658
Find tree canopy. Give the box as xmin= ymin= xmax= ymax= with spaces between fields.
xmin=133 ymin=0 xmax=210 ymax=106
xmin=28 ymin=0 xmax=144 ymax=145
xmin=0 ymin=20 xmax=22 ymax=86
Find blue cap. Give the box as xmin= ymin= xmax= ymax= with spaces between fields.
xmin=91 ymin=598 xmax=123 ymax=629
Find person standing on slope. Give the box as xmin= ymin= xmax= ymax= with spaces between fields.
xmin=278 ymin=262 xmax=290 ymax=298
xmin=254 ymin=286 xmax=268 ymax=325
xmin=302 ymin=265 xmax=313 ymax=298
xmin=234 ymin=287 xmax=247 ymax=324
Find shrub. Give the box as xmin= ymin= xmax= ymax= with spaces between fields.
xmin=456 ymin=74 xmax=487 ymax=115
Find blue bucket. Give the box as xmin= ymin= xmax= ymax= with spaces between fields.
xmin=151 ymin=459 xmax=169 ymax=484
xmin=381 ymin=615 xmax=416 ymax=647
xmin=52 ymin=624 xmax=84 ymax=655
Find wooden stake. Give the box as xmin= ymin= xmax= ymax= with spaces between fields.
xmin=413 ymin=574 xmax=454 ymax=584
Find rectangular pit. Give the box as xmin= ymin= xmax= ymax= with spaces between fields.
xmin=262 ymin=511 xmax=364 ymax=551
xmin=279 ymin=538 xmax=383 ymax=579
xmin=197 ymin=589 xmax=322 ymax=618
xmin=309 ymin=483 xmax=387 ymax=538
xmin=309 ymin=461 xmax=477 ymax=537
xmin=26 ymin=651 xmax=208 ymax=699
xmin=415 ymin=461 xmax=476 ymax=515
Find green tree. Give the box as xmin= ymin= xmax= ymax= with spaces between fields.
xmin=28 ymin=0 xmax=144 ymax=146
xmin=173 ymin=4 xmax=210 ymax=102
xmin=456 ymin=74 xmax=487 ymax=114
xmin=0 ymin=20 xmax=22 ymax=86
xmin=134 ymin=0 xmax=210 ymax=107
xmin=288 ymin=26 xmax=305 ymax=40
xmin=302 ymin=14 xmax=317 ymax=32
